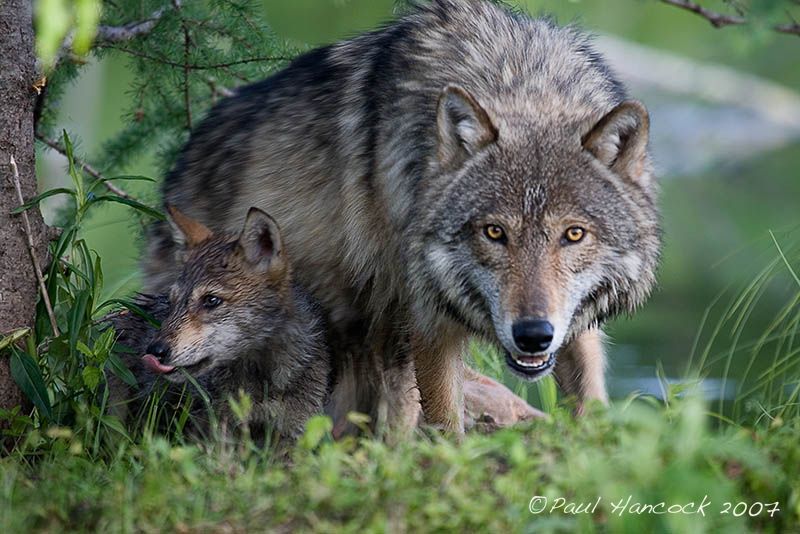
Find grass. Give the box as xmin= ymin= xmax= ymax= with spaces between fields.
xmin=1 ymin=395 xmax=798 ymax=532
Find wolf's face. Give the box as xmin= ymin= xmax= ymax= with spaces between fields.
xmin=143 ymin=208 xmax=289 ymax=383
xmin=418 ymin=86 xmax=660 ymax=381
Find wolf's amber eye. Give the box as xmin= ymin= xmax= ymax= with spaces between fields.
xmin=202 ymin=295 xmax=223 ymax=309
xmin=563 ymin=226 xmax=585 ymax=244
xmin=484 ymin=224 xmax=506 ymax=243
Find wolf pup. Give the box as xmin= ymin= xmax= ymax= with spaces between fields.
xmin=111 ymin=207 xmax=331 ymax=442
xmin=144 ymin=0 xmax=661 ymax=433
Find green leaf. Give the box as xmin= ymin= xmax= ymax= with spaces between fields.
xmin=0 ymin=328 xmax=30 ymax=352
xmin=92 ymin=253 xmax=104 ymax=308
xmin=46 ymin=224 xmax=77 ymax=306
xmin=99 ymin=299 xmax=161 ymax=328
xmin=60 ymin=258 xmax=92 ymax=286
xmin=68 ymin=290 xmax=91 ymax=358
xmin=99 ymin=415 xmax=132 ymax=442
xmin=35 ymin=0 xmax=71 ymax=69
xmin=74 ymin=239 xmax=95 ymax=289
xmin=82 ymin=365 xmax=102 ymax=391
xmin=92 ymin=195 xmax=165 ymax=221
xmin=51 ymin=224 xmax=77 ymax=267
xmin=106 ymin=352 xmax=138 ymax=388
xmin=76 ymin=340 xmax=93 ymax=358
xmin=180 ymin=371 xmax=212 ymax=406
xmin=299 ymin=415 xmax=334 ymax=450
xmin=536 ymin=375 xmax=558 ymax=414
xmin=10 ymin=349 xmax=52 ymax=420
xmin=91 ymin=175 xmax=156 ymax=190
xmin=95 ymin=327 xmax=116 ymax=359
xmin=10 ymin=188 xmax=76 ymax=214
xmin=62 ymin=131 xmax=85 ymax=202
xmin=72 ymin=0 xmax=100 ymax=56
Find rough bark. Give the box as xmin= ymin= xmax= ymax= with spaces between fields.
xmin=0 ymin=0 xmax=47 ymax=422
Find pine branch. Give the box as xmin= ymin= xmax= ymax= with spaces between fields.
xmin=173 ymin=0 xmax=193 ymax=130
xmin=8 ymin=156 xmax=60 ymax=337
xmin=101 ymin=46 xmax=291 ymax=69
xmin=95 ymin=7 xmax=170 ymax=43
xmin=56 ymin=3 xmax=175 ymax=67
xmin=83 ymin=0 xmax=296 ymax=176
xmin=35 ymin=133 xmax=135 ymax=201
xmin=660 ymin=0 xmax=800 ymax=36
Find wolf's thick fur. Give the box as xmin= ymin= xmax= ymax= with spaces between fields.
xmin=112 ymin=208 xmax=331 ymax=441
xmin=144 ymin=0 xmax=661 ymax=433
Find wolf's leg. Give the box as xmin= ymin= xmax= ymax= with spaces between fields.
xmin=412 ymin=335 xmax=466 ymax=434
xmin=377 ymin=356 xmax=420 ymax=442
xmin=328 ymin=351 xmax=420 ymax=440
xmin=553 ymin=328 xmax=608 ymax=413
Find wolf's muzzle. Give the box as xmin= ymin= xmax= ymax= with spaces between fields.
xmin=143 ymin=341 xmax=175 ymax=374
xmin=146 ymin=340 xmax=170 ymax=361
xmin=512 ymin=318 xmax=554 ymax=354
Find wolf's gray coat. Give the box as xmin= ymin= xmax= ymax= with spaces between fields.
xmin=144 ymin=0 xmax=661 ymax=433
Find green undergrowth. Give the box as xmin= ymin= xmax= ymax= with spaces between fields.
xmin=1 ymin=395 xmax=798 ymax=533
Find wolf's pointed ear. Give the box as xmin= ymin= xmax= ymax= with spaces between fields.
xmin=167 ymin=205 xmax=213 ymax=249
xmin=237 ymin=207 xmax=284 ymax=273
xmin=582 ymin=101 xmax=651 ymax=187
xmin=436 ymin=84 xmax=498 ymax=170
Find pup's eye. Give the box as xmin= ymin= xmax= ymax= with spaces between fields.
xmin=202 ymin=295 xmax=223 ymax=309
xmin=563 ymin=226 xmax=586 ymax=244
xmin=484 ymin=224 xmax=507 ymax=243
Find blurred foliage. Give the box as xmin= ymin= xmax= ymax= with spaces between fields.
xmin=39 ymin=0 xmax=297 ymax=180
xmin=35 ymin=0 xmax=101 ymax=69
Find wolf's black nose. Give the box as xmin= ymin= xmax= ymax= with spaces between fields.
xmin=512 ymin=319 xmax=554 ymax=353
xmin=146 ymin=340 xmax=170 ymax=361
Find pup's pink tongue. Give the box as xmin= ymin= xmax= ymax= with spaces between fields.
xmin=142 ymin=354 xmax=175 ymax=374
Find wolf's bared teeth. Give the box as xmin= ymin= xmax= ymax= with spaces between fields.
xmin=513 ymin=355 xmax=549 ymax=369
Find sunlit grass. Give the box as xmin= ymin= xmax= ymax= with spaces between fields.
xmin=684 ymin=229 xmax=800 ymax=424
xmin=2 ymin=391 xmax=798 ymax=532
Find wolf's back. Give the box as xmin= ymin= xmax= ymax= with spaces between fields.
xmin=144 ymin=0 xmax=625 ymax=301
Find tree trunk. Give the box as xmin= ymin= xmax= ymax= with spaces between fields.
xmin=0 ymin=0 xmax=47 ymax=423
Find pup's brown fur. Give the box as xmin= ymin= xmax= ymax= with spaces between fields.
xmin=110 ymin=208 xmax=331 ymax=442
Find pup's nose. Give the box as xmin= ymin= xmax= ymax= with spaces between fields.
xmin=146 ymin=340 xmax=170 ymax=361
xmin=512 ymin=319 xmax=554 ymax=353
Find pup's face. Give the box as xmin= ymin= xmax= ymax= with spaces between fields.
xmin=419 ymin=87 xmax=660 ymax=381
xmin=142 ymin=208 xmax=288 ymax=382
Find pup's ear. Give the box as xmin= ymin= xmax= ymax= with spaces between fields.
xmin=167 ymin=204 xmax=213 ymax=249
xmin=582 ymin=101 xmax=651 ymax=187
xmin=436 ymin=84 xmax=498 ymax=170
xmin=237 ymin=207 xmax=284 ymax=273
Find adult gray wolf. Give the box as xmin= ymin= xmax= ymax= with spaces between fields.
xmin=143 ymin=0 xmax=661 ymax=434
xmin=110 ymin=207 xmax=331 ymax=442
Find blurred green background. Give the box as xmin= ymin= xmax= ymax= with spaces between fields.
xmin=38 ymin=0 xmax=800 ymax=405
